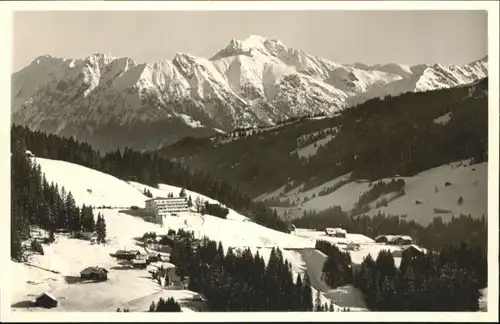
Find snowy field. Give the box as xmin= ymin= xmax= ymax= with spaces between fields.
xmin=13 ymin=156 xmax=371 ymax=312
xmin=258 ymin=160 xmax=487 ymax=225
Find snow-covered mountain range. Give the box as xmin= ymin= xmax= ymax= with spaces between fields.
xmin=11 ymin=35 xmax=488 ymax=152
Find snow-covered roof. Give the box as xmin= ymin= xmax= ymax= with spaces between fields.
xmin=404 ymin=244 xmax=424 ymax=253
xmin=375 ymin=235 xmax=396 ymax=240
xmin=375 ymin=235 xmax=413 ymax=242
xmin=325 ymin=227 xmax=347 ymax=234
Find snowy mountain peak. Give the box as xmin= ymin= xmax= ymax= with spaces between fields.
xmin=243 ymin=34 xmax=270 ymax=44
xmin=11 ymin=36 xmax=489 ymax=152
xmin=85 ymin=52 xmax=118 ymax=67
xmin=211 ymin=34 xmax=288 ymax=60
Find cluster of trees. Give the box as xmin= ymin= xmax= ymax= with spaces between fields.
xmin=315 ymin=240 xmax=353 ymax=289
xmin=316 ymin=178 xmax=351 ymax=198
xmin=11 ymin=139 xmax=106 ymax=261
xmin=159 ymin=78 xmax=487 ymax=200
xmin=353 ymin=242 xmax=485 ymax=311
xmin=143 ymin=188 xmax=153 ymax=198
xmin=262 ymin=197 xmax=294 ymax=208
xmin=352 ymin=179 xmax=406 ymax=215
xmin=200 ymin=202 xmax=229 ymax=219
xmin=148 ymin=297 xmax=181 ymax=312
xmin=168 ymin=229 xmax=314 ymax=311
xmin=11 ymin=125 xmax=289 ymax=233
xmin=293 ymin=208 xmax=487 ymax=253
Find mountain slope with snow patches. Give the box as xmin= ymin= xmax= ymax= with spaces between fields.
xmin=259 ymin=159 xmax=487 ymax=225
xmin=11 ymin=35 xmax=488 ymax=152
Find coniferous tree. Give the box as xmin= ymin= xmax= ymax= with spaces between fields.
xmin=95 ymin=213 xmax=107 ymax=243
xmin=314 ymin=290 xmax=322 ymax=312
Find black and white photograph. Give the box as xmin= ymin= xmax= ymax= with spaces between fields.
xmin=1 ymin=1 xmax=498 ymax=322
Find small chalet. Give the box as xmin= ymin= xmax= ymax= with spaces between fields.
xmin=392 ymin=235 xmax=414 ymax=246
xmin=375 ymin=235 xmax=414 ymax=246
xmin=375 ymin=235 xmax=395 ymax=244
xmin=80 ymin=266 xmax=109 ymax=281
xmin=111 ymin=250 xmax=141 ymax=260
xmin=132 ymin=259 xmax=147 ymax=269
xmin=402 ymin=244 xmax=425 ymax=258
xmin=392 ymin=244 xmax=425 ymax=258
xmin=146 ymin=253 xmax=163 ymax=263
xmin=35 ymin=292 xmax=58 ymax=309
xmin=325 ymin=227 xmax=347 ymax=238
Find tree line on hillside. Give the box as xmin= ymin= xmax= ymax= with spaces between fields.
xmin=168 ymin=229 xmax=314 ymax=311
xmin=11 ymin=139 xmax=107 ymax=261
xmin=353 ymin=242 xmax=485 ymax=311
xmin=158 ymin=78 xmax=488 ymax=199
xmin=351 ymin=179 xmax=406 ymax=215
xmin=293 ymin=208 xmax=487 ymax=254
xmin=11 ymin=125 xmax=288 ymax=233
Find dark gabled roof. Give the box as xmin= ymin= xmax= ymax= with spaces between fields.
xmin=81 ymin=266 xmax=109 ymax=275
xmin=80 ymin=267 xmax=95 ymax=275
xmin=36 ymin=292 xmax=57 ymax=301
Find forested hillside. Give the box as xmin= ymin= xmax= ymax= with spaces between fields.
xmin=10 ymin=139 xmax=106 ymax=260
xmin=159 ymin=78 xmax=488 ymax=199
xmin=11 ymin=126 xmax=288 ymax=233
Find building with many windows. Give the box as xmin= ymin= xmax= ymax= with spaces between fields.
xmin=145 ymin=197 xmax=190 ymax=225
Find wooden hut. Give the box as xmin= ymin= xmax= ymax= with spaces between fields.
xmin=80 ymin=266 xmax=109 ymax=281
xmin=35 ymin=292 xmax=58 ymax=308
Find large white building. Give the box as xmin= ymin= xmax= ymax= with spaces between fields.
xmin=145 ymin=197 xmax=190 ymax=225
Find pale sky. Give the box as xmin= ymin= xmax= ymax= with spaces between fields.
xmin=12 ymin=10 xmax=487 ymax=72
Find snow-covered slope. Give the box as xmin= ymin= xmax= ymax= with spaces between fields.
xmin=30 ymin=157 xmax=148 ymax=208
xmin=258 ymin=159 xmax=487 ymax=225
xmin=11 ymin=35 xmax=488 ymax=152
xmin=11 ymin=156 xmax=380 ymax=312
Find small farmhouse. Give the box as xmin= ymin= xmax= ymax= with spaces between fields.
xmin=35 ymin=292 xmax=58 ymax=309
xmin=325 ymin=227 xmax=347 ymax=238
xmin=80 ymin=266 xmax=109 ymax=281
xmin=147 ymin=253 xmax=163 ymax=263
xmin=402 ymin=244 xmax=425 ymax=258
xmin=392 ymin=244 xmax=425 ymax=258
xmin=132 ymin=259 xmax=147 ymax=269
xmin=110 ymin=250 xmax=141 ymax=261
xmin=375 ymin=235 xmax=414 ymax=246
xmin=392 ymin=235 xmax=414 ymax=245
